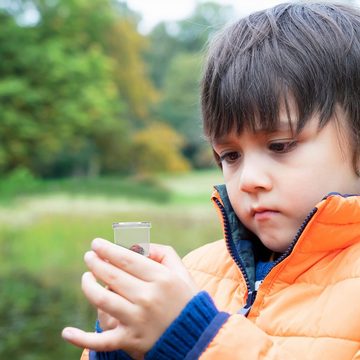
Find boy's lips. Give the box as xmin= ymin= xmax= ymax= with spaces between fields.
xmin=251 ymin=207 xmax=280 ymax=220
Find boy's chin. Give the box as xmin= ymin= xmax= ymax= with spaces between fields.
xmin=258 ymin=234 xmax=293 ymax=253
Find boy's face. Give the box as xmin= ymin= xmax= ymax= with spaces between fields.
xmin=213 ymin=109 xmax=360 ymax=253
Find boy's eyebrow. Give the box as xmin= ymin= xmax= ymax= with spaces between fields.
xmin=212 ymin=120 xmax=293 ymax=146
xmin=212 ymin=138 xmax=231 ymax=147
xmin=258 ymin=118 xmax=294 ymax=133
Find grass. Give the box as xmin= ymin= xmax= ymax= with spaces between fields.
xmin=0 ymin=168 xmax=226 ymax=283
xmin=5 ymin=173 xmax=222 ymax=258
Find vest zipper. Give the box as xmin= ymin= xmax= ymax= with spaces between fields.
xmin=214 ymin=196 xmax=318 ymax=315
xmin=244 ymin=207 xmax=318 ymax=315
xmin=213 ymin=197 xmax=252 ymax=293
xmin=264 ymin=207 xmax=318 ymax=277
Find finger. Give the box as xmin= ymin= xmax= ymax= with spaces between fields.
xmin=81 ymin=272 xmax=135 ymax=323
xmin=62 ymin=326 xmax=129 ymax=353
xmin=84 ymin=251 xmax=146 ymax=301
xmin=97 ymin=308 xmax=119 ymax=331
xmin=148 ymin=243 xmax=193 ymax=279
xmin=91 ymin=238 xmax=164 ymax=281
xmin=148 ymin=243 xmax=182 ymax=267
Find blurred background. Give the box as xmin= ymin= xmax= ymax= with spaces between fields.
xmin=0 ymin=0 xmax=357 ymax=358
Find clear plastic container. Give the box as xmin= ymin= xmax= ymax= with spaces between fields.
xmin=112 ymin=221 xmax=151 ymax=256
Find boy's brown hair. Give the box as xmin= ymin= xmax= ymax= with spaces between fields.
xmin=201 ymin=2 xmax=360 ymax=170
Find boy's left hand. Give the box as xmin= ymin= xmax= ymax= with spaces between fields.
xmin=61 ymin=238 xmax=198 ymax=357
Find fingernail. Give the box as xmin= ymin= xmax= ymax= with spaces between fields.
xmin=62 ymin=328 xmax=73 ymax=340
xmin=92 ymin=238 xmax=102 ymax=250
xmin=84 ymin=251 xmax=93 ymax=262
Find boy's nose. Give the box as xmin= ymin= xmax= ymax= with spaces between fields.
xmin=238 ymin=157 xmax=273 ymax=193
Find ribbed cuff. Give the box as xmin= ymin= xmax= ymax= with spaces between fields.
xmin=145 ymin=291 xmax=219 ymax=360
xmin=90 ymin=350 xmax=132 ymax=360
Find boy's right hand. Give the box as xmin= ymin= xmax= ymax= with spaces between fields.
xmin=99 ymin=243 xmax=193 ymax=329
xmin=85 ymin=242 xmax=198 ymax=345
xmin=62 ymin=238 xmax=198 ymax=355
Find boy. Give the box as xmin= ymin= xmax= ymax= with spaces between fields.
xmin=62 ymin=2 xmax=360 ymax=359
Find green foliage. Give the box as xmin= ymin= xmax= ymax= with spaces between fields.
xmin=0 ymin=271 xmax=89 ymax=359
xmin=0 ymin=0 xmax=159 ymax=177
xmin=37 ymin=0 xmax=157 ymax=123
xmin=158 ymin=53 xmax=202 ymax=144
xmin=0 ymin=173 xmax=172 ymax=205
xmin=132 ymin=122 xmax=191 ymax=174
xmin=146 ymin=2 xmax=234 ymax=168
xmin=171 ymin=1 xmax=234 ymax=52
xmin=145 ymin=23 xmax=179 ymax=89
xmin=146 ymin=1 xmax=233 ymax=87
xmin=105 ymin=18 xmax=158 ymax=122
xmin=0 ymin=7 xmax=124 ymax=176
xmin=0 ymin=167 xmax=40 ymax=201
xmin=48 ymin=176 xmax=172 ymax=202
xmin=0 ymin=0 xmax=226 ymax=178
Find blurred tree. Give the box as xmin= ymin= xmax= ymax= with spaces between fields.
xmin=132 ymin=122 xmax=190 ymax=175
xmin=145 ymin=22 xmax=179 ymax=89
xmin=0 ymin=0 xmax=234 ymax=177
xmin=173 ymin=1 xmax=234 ymax=52
xmin=146 ymin=2 xmax=234 ymax=168
xmin=0 ymin=0 xmax=158 ymax=177
xmin=146 ymin=2 xmax=233 ymax=88
xmin=36 ymin=0 xmax=157 ymax=123
xmin=34 ymin=0 xmax=157 ymax=174
xmin=105 ymin=14 xmax=158 ymax=122
xmin=157 ymin=53 xmax=202 ymax=145
xmin=0 ymin=10 xmax=122 ymax=176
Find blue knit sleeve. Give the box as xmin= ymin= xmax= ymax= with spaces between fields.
xmin=91 ymin=291 xmax=229 ymax=360
xmin=145 ymin=291 xmax=229 ymax=360
xmin=90 ymin=350 xmax=132 ymax=360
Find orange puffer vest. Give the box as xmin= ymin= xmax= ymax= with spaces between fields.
xmin=182 ymin=186 xmax=360 ymax=359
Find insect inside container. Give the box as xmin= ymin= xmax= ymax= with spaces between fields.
xmin=129 ymin=244 xmax=145 ymax=255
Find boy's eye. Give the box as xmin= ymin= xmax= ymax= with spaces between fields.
xmin=268 ymin=140 xmax=297 ymax=153
xmin=220 ymin=151 xmax=241 ymax=164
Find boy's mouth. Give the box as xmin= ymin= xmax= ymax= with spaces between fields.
xmin=252 ymin=207 xmax=279 ymax=220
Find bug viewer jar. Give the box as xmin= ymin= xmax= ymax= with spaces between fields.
xmin=112 ymin=221 xmax=151 ymax=256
